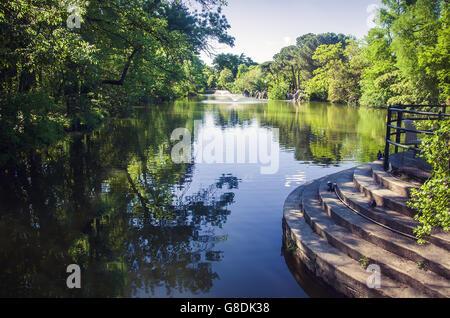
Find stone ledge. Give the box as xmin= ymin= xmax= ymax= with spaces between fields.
xmin=301 ymin=178 xmax=449 ymax=298
xmin=319 ymin=174 xmax=450 ymax=279
xmin=283 ymin=181 xmax=427 ymax=298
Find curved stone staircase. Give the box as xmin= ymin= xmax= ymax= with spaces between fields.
xmin=283 ymin=157 xmax=450 ymax=298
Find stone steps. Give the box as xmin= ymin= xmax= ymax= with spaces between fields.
xmin=337 ymin=167 xmax=450 ymax=250
xmin=300 ymin=180 xmax=450 ymax=298
xmin=393 ymin=166 xmax=432 ymax=183
xmin=353 ymin=165 xmax=415 ymax=217
xmin=283 ymin=158 xmax=450 ymax=298
xmin=370 ymin=160 xmax=420 ymax=197
xmin=335 ymin=169 xmax=420 ymax=236
xmin=319 ymin=175 xmax=450 ymax=279
xmin=390 ymin=152 xmax=432 ymax=183
xmin=283 ymin=182 xmax=428 ymax=298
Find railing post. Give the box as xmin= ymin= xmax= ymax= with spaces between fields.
xmin=395 ymin=109 xmax=403 ymax=153
xmin=384 ymin=107 xmax=392 ymax=171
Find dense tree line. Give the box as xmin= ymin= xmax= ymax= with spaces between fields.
xmin=228 ymin=0 xmax=449 ymax=106
xmin=0 ymin=0 xmax=234 ymax=165
xmin=206 ymin=52 xmax=257 ymax=90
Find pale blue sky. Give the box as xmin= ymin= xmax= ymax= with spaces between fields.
xmin=200 ymin=0 xmax=383 ymax=64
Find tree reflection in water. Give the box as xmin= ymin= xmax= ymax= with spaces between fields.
xmin=122 ymin=156 xmax=240 ymax=297
xmin=0 ymin=99 xmax=385 ymax=297
xmin=0 ymin=129 xmax=240 ymax=297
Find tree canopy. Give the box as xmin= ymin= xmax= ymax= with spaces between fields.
xmin=225 ymin=0 xmax=449 ymax=105
xmin=0 ymin=0 xmax=234 ymax=165
xmin=212 ymin=53 xmax=257 ymax=77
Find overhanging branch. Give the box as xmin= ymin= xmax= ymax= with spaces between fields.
xmin=102 ymin=46 xmax=141 ymax=85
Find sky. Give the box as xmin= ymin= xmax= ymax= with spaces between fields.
xmin=199 ymin=0 xmax=383 ymax=65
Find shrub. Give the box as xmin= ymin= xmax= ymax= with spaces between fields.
xmin=268 ymin=82 xmax=289 ymax=100
xmin=0 ymin=92 xmax=66 ymax=166
xmin=407 ymin=119 xmax=450 ymax=244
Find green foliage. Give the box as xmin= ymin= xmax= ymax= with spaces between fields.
xmin=408 ymin=120 xmax=450 ymax=244
xmin=213 ymin=53 xmax=256 ymax=77
xmin=173 ymin=56 xmax=209 ymax=97
xmin=417 ymin=260 xmax=426 ymax=270
xmin=304 ymin=40 xmax=364 ymax=104
xmin=228 ymin=32 xmax=357 ymax=102
xmin=0 ymin=92 xmax=66 ymax=165
xmin=389 ymin=0 xmax=442 ymax=104
xmin=296 ymin=32 xmax=352 ymax=84
xmin=218 ymin=67 xmax=234 ymax=90
xmin=360 ymin=0 xmax=448 ymax=106
xmin=307 ymin=43 xmax=342 ymax=101
xmin=230 ymin=2 xmax=448 ymax=107
xmin=286 ymin=237 xmax=298 ymax=251
xmin=231 ymin=65 xmax=268 ymax=93
xmin=236 ymin=64 xmax=249 ymax=79
xmin=207 ymin=73 xmax=218 ymax=89
xmin=268 ymin=81 xmax=289 ymax=100
xmin=305 ymin=72 xmax=328 ymax=101
xmin=358 ymin=255 xmax=369 ymax=269
xmin=417 ymin=1 xmax=450 ymax=104
xmin=271 ymin=45 xmax=303 ymax=91
xmin=0 ymin=0 xmax=234 ymax=165
xmin=359 ymin=28 xmax=397 ymax=107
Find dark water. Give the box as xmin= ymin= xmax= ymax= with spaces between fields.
xmin=0 ymin=95 xmax=386 ymax=297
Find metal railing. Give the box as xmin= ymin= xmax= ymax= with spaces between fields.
xmin=384 ymin=105 xmax=449 ymax=170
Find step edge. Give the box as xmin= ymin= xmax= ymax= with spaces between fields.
xmin=301 ymin=185 xmax=449 ymax=298
xmin=283 ymin=183 xmax=427 ymax=298
xmin=318 ymin=176 xmax=450 ymax=279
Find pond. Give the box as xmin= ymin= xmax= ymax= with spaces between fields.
xmin=0 ymin=94 xmax=386 ymax=297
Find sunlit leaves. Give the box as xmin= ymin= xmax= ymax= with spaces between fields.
xmin=408 ymin=120 xmax=450 ymax=244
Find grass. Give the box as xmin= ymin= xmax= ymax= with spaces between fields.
xmin=359 ymin=256 xmax=369 ymax=269
xmin=286 ymin=237 xmax=298 ymax=252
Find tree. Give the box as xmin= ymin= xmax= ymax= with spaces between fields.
xmin=0 ymin=0 xmax=235 ymax=165
xmin=268 ymin=81 xmax=289 ymax=100
xmin=173 ymin=56 xmax=209 ymax=96
xmin=305 ymin=40 xmax=364 ymax=104
xmin=207 ymin=74 xmax=218 ymax=89
xmin=213 ymin=53 xmax=256 ymax=77
xmin=360 ymin=0 xmax=448 ymax=106
xmin=272 ymin=46 xmax=302 ymax=90
xmin=231 ymin=65 xmax=268 ymax=94
xmin=389 ymin=0 xmax=443 ymax=104
xmin=308 ymin=43 xmax=345 ymax=102
xmin=236 ymin=64 xmax=249 ymax=79
xmin=218 ymin=68 xmax=234 ymax=90
xmin=245 ymin=33 xmax=353 ymax=100
xmin=296 ymin=33 xmax=352 ymax=83
xmin=359 ymin=28 xmax=399 ymax=107
xmin=417 ymin=0 xmax=450 ymax=104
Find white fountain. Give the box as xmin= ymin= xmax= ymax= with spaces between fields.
xmin=203 ymin=90 xmax=262 ymax=105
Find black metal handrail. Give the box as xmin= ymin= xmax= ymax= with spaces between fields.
xmin=383 ymin=105 xmax=449 ymax=170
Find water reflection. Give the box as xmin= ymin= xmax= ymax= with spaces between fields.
xmin=0 ymin=96 xmax=386 ymax=297
xmin=284 ymin=171 xmax=307 ymax=188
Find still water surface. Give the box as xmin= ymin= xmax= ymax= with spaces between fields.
xmin=0 ymin=95 xmax=386 ymax=297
